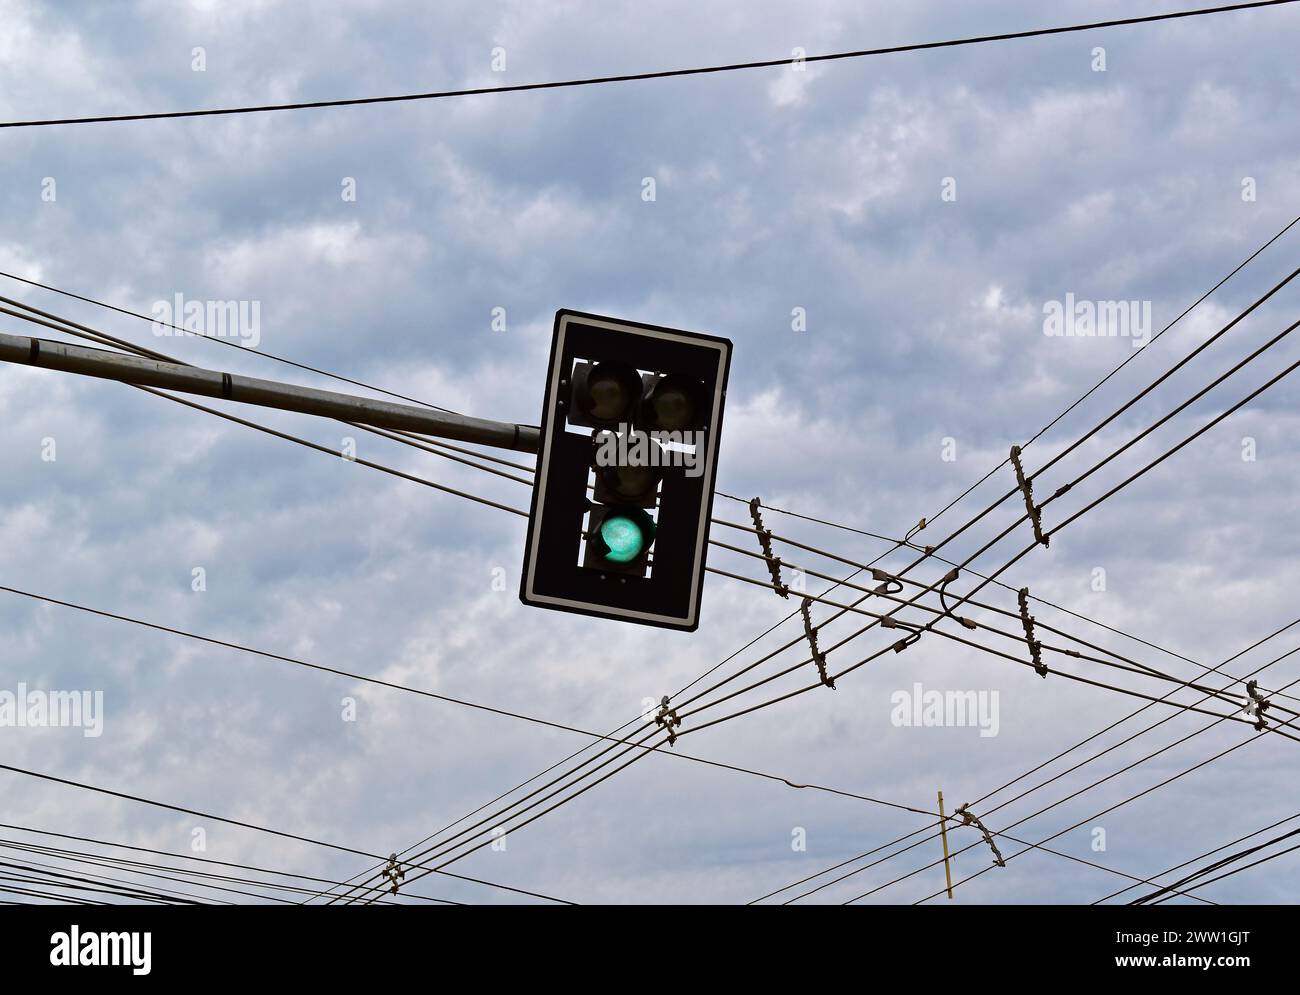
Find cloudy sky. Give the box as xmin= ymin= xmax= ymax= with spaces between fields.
xmin=1 ymin=0 xmax=1298 ymax=905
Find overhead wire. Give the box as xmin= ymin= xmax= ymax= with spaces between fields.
xmin=0 ymin=759 xmax=568 ymax=904
xmin=4 ymin=216 xmax=1295 ymax=903
xmin=345 ymin=211 xmax=1300 ymax=902
xmin=1 ymin=3 xmax=1293 ymax=129
xmin=903 ymin=666 xmax=1300 ymax=905
xmin=0 ymin=832 xmax=421 ymax=905
xmin=7 ymin=284 xmax=1289 ymax=900
xmin=1128 ymin=821 xmax=1300 ymax=904
xmin=1091 ymin=810 xmax=1300 ymax=903
xmin=1144 ymin=836 xmax=1300 ymax=902
xmin=758 ymin=617 xmax=1300 ymax=903
xmin=886 ymin=651 xmax=1300 ymax=904
xmin=683 ymin=299 xmax=1300 ymax=746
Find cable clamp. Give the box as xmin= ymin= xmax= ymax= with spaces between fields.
xmin=383 ymin=853 xmax=405 ymax=895
xmin=881 ymin=615 xmax=921 ymax=653
xmin=799 ymin=597 xmax=835 ymax=689
xmin=748 ymin=497 xmax=788 ymax=598
xmin=655 ymin=695 xmax=682 ymax=746
xmin=1016 ymin=587 xmax=1048 ymax=678
xmin=904 ymin=517 xmax=927 ymax=546
xmin=894 ymin=631 xmax=921 ymax=653
xmin=1245 ymin=679 xmax=1271 ymax=732
xmin=1009 ymin=445 xmax=1050 ymax=548
xmin=955 ymin=803 xmax=1006 ymax=868
xmin=937 ymin=567 xmax=978 ymax=630
xmin=869 ymin=567 xmax=904 ymax=596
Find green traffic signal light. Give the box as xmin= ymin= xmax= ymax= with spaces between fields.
xmin=600 ymin=513 xmax=649 ymax=563
xmin=586 ymin=505 xmax=656 ymax=572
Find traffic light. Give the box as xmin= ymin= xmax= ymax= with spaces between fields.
xmin=520 ymin=310 xmax=732 ymax=630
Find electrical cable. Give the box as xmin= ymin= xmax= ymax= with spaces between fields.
xmin=3 ymin=3 xmax=1292 ymax=129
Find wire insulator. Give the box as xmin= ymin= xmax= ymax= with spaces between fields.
xmin=748 ymin=497 xmax=788 ymax=598
xmin=382 ymin=853 xmax=405 ymax=895
xmin=956 ymin=803 xmax=1006 ymax=868
xmin=1009 ymin=444 xmax=1050 ymax=548
xmin=655 ymin=696 xmax=683 ymax=746
xmin=800 ymin=598 xmax=835 ymax=690
xmin=1017 ymin=587 xmax=1049 ymax=678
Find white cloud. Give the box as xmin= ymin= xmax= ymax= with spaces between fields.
xmin=0 ymin=0 xmax=1298 ymax=906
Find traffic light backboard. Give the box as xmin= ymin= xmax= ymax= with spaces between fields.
xmin=520 ymin=310 xmax=732 ymax=630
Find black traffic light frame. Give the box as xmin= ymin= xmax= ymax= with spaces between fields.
xmin=520 ymin=309 xmax=732 ymax=631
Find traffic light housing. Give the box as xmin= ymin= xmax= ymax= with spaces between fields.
xmin=520 ymin=310 xmax=732 ymax=630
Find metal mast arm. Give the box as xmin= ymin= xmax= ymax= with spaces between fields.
xmin=0 ymin=330 xmax=540 ymax=453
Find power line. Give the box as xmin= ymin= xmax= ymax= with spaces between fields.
xmin=378 ymin=421 xmax=1300 ymax=718
xmin=0 ymin=883 xmax=104 ymax=905
xmin=337 ymin=316 xmax=1300 ymax=897
xmin=905 ymin=674 xmax=1300 ymax=905
xmin=358 ymin=215 xmax=1300 ymax=900
xmin=17 ymin=353 xmax=1289 ymax=905
xmin=742 ymin=209 xmax=1300 ymax=550
xmin=0 ymin=24 xmax=1291 ymax=897
xmin=0 ymin=832 xmax=384 ymax=905
xmin=0 ymin=561 xmax=1081 ymax=903
xmin=685 ymin=315 xmax=1300 ymax=735
xmin=897 ymin=654 xmax=1300 ymax=904
xmin=1128 ymin=821 xmax=1300 ymax=903
xmin=359 ymin=614 xmax=1250 ymax=905
xmin=345 ymin=598 xmax=1292 ymax=903
xmin=754 ymin=618 xmax=1300 ymax=903
xmin=25 ymin=150 xmax=1288 ymax=734
xmin=30 ymin=287 xmax=1300 ymax=900
xmin=371 ymin=729 xmax=670 ymax=901
xmin=7 ymin=239 xmax=1289 ymax=900
xmin=0 ymin=295 xmax=752 ymax=904
xmin=1091 ymin=810 xmax=1300 ymax=903
xmin=0 ymin=829 xmax=434 ymax=905
xmin=13 ymin=218 xmax=1292 ymax=732
xmin=1145 ymin=838 xmax=1300 ymax=902
xmin=2 ymin=3 xmax=1293 ymax=129
xmin=312 ymin=577 xmax=849 ymax=901
xmin=0 ymin=859 xmax=200 ymax=905
xmin=714 ymin=296 xmax=1300 ymax=743
xmin=696 ymin=209 xmax=1300 ymax=752
xmin=647 ymin=252 xmax=1300 ymax=801
xmin=725 ymin=261 xmax=1300 ymax=712
xmin=0 ymin=853 xmax=217 ymax=905
xmin=922 ymin=327 xmax=1300 ymax=648
xmin=708 ymin=535 xmax=1300 ymax=723
xmin=22 ymin=266 xmax=1266 ymax=718
xmin=48 ymin=126 xmax=1279 ymax=759
xmin=0 ymin=579 xmax=999 ymax=842
xmin=0 ymin=761 xmax=569 ymax=904
xmin=343 ymin=558 xmax=1300 ymax=897
xmin=0 ymin=298 xmax=1172 ymax=902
